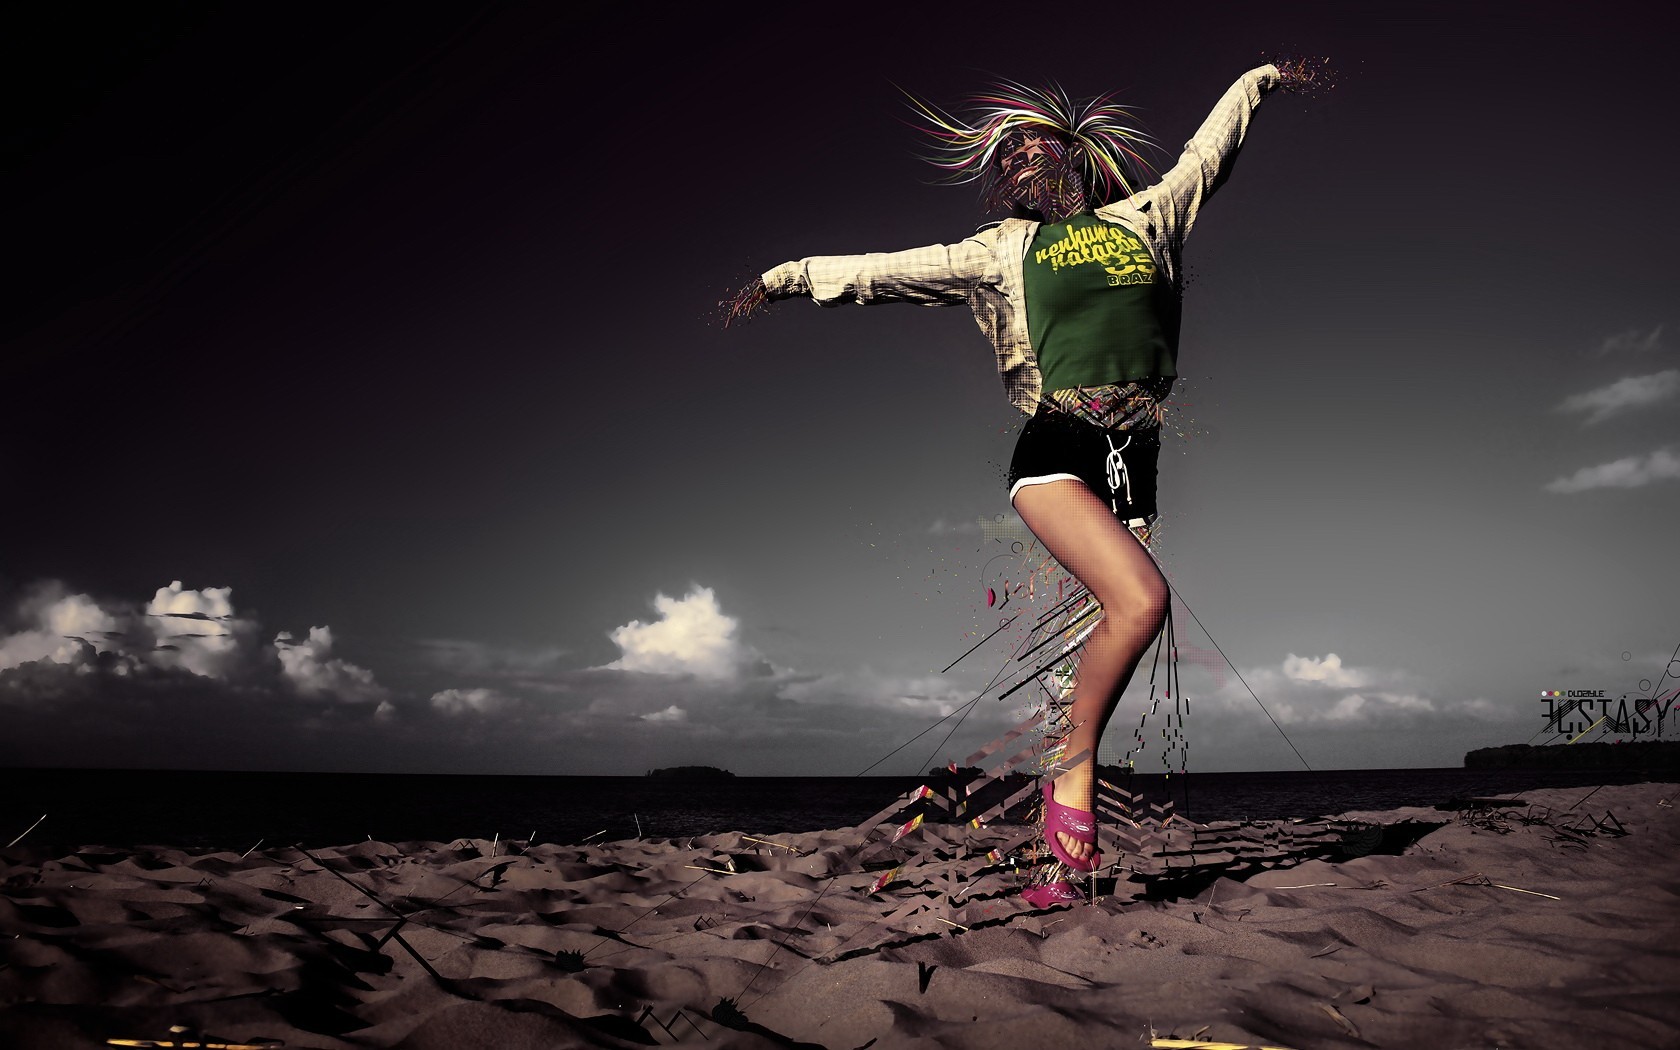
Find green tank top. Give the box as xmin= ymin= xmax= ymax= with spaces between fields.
xmin=1023 ymin=211 xmax=1180 ymax=393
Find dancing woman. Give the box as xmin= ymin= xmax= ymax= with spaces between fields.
xmin=725 ymin=59 xmax=1325 ymax=900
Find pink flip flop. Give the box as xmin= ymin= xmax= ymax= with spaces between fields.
xmin=1021 ymin=880 xmax=1084 ymax=908
xmin=1043 ymin=779 xmax=1099 ymax=873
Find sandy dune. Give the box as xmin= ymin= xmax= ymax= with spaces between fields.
xmin=2 ymin=782 xmax=1676 ymax=1049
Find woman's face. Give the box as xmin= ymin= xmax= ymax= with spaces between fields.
xmin=997 ymin=131 xmax=1061 ymax=198
xmin=994 ymin=129 xmax=1076 ymax=213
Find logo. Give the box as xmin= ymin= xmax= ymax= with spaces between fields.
xmin=1542 ymin=687 xmax=1677 ymax=739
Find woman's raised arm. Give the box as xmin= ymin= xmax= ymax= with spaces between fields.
xmin=1134 ymin=57 xmax=1331 ymax=247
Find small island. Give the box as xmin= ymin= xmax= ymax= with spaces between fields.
xmin=1464 ymin=740 xmax=1680 ymax=770
xmin=645 ymin=765 xmax=735 ymax=780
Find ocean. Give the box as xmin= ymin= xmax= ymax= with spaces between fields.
xmin=0 ymin=766 xmax=1662 ymax=853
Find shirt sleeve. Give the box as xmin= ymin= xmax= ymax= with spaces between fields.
xmin=1137 ymin=64 xmax=1281 ymax=248
xmin=760 ymin=227 xmax=1004 ymax=307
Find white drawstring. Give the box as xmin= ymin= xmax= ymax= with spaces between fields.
xmin=1104 ymin=432 xmax=1132 ymax=514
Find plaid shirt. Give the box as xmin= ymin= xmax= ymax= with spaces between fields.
xmin=761 ymin=65 xmax=1283 ymax=415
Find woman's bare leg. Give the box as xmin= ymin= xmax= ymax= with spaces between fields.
xmin=1010 ymin=479 xmax=1169 ymax=865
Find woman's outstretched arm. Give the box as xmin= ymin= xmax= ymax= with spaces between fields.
xmin=718 ymin=227 xmax=1007 ymax=327
xmin=761 ymin=233 xmax=1001 ymax=307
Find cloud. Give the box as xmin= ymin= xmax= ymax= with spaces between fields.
xmin=775 ymin=668 xmax=977 ymax=720
xmin=21 ymin=579 xmax=1452 ymax=776
xmin=1265 ymin=688 xmax=1439 ymax=726
xmin=1281 ymin=652 xmax=1369 ymax=688
xmin=1543 ymin=446 xmax=1680 ymax=493
xmin=146 ymin=581 xmax=257 ymax=679
xmin=0 ymin=582 xmax=394 ymax=771
xmin=1318 ymin=691 xmax=1436 ymax=722
xmin=1555 ymin=369 xmax=1679 ymax=425
xmin=0 ymin=579 xmax=384 ymax=703
xmin=430 ymin=686 xmax=511 ymax=715
xmin=0 ymin=586 xmax=115 ymax=670
xmin=1587 ymin=325 xmax=1664 ymax=357
xmin=0 ymin=579 xmax=255 ymax=678
xmin=418 ymin=632 xmax=1006 ymax=771
xmin=0 ymin=577 xmax=1028 ymax=775
xmin=1161 ymin=654 xmax=1522 ymax=771
xmin=1196 ymin=653 xmax=1465 ymax=728
xmin=2 ymin=574 xmax=1524 ymax=775
xmin=276 ymin=626 xmax=388 ymax=703
xmin=599 ymin=585 xmax=762 ymax=679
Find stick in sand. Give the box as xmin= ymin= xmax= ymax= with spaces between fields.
xmin=1155 ymin=1034 xmax=1296 ymax=1041
xmin=742 ymin=835 xmax=802 ymax=853
xmin=110 ymin=1026 xmax=274 ymax=1049
xmin=1423 ymin=872 xmax=1562 ymax=900
xmin=7 ymin=813 xmax=47 ymax=848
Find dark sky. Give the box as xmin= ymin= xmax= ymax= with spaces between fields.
xmin=4 ymin=2 xmax=1676 ymax=775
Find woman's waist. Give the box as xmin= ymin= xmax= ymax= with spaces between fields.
xmin=1037 ymin=378 xmax=1171 ymax=429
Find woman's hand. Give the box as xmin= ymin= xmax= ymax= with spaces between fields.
xmin=719 ymin=277 xmax=770 ymax=328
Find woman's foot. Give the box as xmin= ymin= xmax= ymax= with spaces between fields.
xmin=1044 ymin=768 xmax=1099 ymax=871
xmin=1022 ymin=880 xmax=1084 ymax=908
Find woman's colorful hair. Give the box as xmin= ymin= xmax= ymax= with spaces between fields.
xmin=905 ymin=80 xmax=1157 ymax=208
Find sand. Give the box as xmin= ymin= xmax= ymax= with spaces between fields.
xmin=2 ymin=782 xmax=1677 ymax=1049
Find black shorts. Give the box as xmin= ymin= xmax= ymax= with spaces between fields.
xmin=1006 ymin=409 xmax=1161 ymax=528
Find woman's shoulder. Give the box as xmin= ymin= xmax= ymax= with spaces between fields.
xmin=1093 ymin=196 xmax=1148 ymax=221
xmin=1092 ymin=198 xmax=1162 ymax=243
xmin=968 ymin=217 xmax=1038 ymax=241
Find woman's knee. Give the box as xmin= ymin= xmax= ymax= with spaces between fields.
xmin=1098 ymin=571 xmax=1168 ymax=630
xmin=1141 ymin=571 xmax=1169 ymax=623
